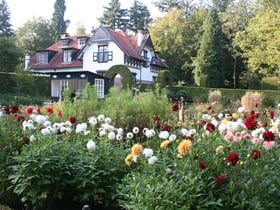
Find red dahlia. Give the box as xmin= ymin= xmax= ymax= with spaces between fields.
xmin=226 ymin=153 xmax=239 ymax=166
xmin=262 ymin=130 xmax=275 ymax=141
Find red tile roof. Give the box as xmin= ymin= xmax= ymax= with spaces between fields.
xmin=30 ymin=27 xmax=168 ymax=70
xmin=31 ymin=35 xmax=90 ymax=70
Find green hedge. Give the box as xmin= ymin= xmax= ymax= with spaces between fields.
xmin=0 ymin=72 xmax=50 ymax=106
xmin=167 ymin=86 xmax=280 ymax=106
xmin=261 ymin=77 xmax=279 ymax=90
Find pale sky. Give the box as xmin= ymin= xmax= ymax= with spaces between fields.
xmin=7 ymin=0 xmax=164 ymax=35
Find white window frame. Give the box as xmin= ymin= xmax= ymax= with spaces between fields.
xmin=95 ymin=79 xmax=104 ymax=98
xmin=63 ymin=50 xmax=72 ymax=63
xmin=36 ymin=52 xmax=48 ymax=64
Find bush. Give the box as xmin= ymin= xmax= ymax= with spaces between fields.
xmin=261 ymin=77 xmax=278 ymax=90
xmin=9 ymin=136 xmax=128 ymax=209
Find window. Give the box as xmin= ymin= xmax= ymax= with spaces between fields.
xmin=60 ymin=39 xmax=69 ymax=47
xmin=63 ymin=50 xmax=72 ymax=63
xmin=78 ymin=38 xmax=86 ymax=49
xmin=93 ymin=45 xmax=113 ymax=62
xmin=142 ymin=50 xmax=149 ymax=67
xmin=95 ymin=79 xmax=105 ymax=98
xmin=36 ymin=52 xmax=48 ymax=64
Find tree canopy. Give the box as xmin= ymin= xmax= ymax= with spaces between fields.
xmin=0 ymin=0 xmax=13 ymax=37
xmin=194 ymin=9 xmax=224 ymax=87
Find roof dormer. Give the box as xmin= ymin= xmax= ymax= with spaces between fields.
xmin=60 ymin=33 xmax=71 ymax=48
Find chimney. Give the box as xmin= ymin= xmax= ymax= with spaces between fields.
xmin=137 ymin=29 xmax=144 ymax=46
xmin=60 ymin=32 xmax=69 ymax=39
xmin=24 ymin=52 xmax=30 ymax=70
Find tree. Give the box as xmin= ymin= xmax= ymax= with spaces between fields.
xmin=152 ymin=0 xmax=197 ymax=17
xmin=51 ymin=0 xmax=69 ymax=41
xmin=150 ymin=9 xmax=206 ymax=84
xmin=128 ymin=0 xmax=152 ymax=33
xmin=98 ymin=0 xmax=129 ymax=31
xmin=15 ymin=17 xmax=55 ymax=56
xmin=75 ymin=22 xmax=86 ymax=35
xmin=220 ymin=0 xmax=254 ymax=88
xmin=234 ymin=8 xmax=280 ymax=77
xmin=0 ymin=37 xmax=21 ymax=72
xmin=211 ymin=0 xmax=234 ymax=12
xmin=194 ymin=9 xmax=224 ymax=87
xmin=0 ymin=0 xmax=13 ymax=37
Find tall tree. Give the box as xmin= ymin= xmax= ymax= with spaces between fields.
xmin=152 ymin=0 xmax=196 ymax=17
xmin=128 ymin=0 xmax=152 ymax=33
xmin=0 ymin=37 xmax=21 ymax=72
xmin=51 ymin=0 xmax=69 ymax=41
xmin=211 ymin=0 xmax=234 ymax=12
xmin=150 ymin=8 xmax=206 ymax=84
xmin=234 ymin=8 xmax=280 ymax=78
xmin=0 ymin=0 xmax=13 ymax=37
xmin=220 ymin=0 xmax=254 ymax=88
xmin=98 ymin=0 xmax=129 ymax=31
xmin=15 ymin=17 xmax=55 ymax=56
xmin=194 ymin=9 xmax=224 ymax=87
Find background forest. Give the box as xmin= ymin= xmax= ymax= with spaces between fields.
xmin=0 ymin=0 xmax=279 ymax=89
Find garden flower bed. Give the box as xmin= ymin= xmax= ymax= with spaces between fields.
xmin=0 ymin=88 xmax=280 ymax=209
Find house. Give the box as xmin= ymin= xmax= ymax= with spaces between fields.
xmin=29 ymin=25 xmax=168 ymax=101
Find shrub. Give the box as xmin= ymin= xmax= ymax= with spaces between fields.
xmin=261 ymin=77 xmax=278 ymax=90
xmin=241 ymin=92 xmax=263 ymax=111
xmin=9 ymin=136 xmax=128 ymax=209
xmin=157 ymin=70 xmax=172 ymax=89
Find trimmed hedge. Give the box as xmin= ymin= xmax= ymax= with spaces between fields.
xmin=167 ymin=86 xmax=280 ymax=106
xmin=157 ymin=70 xmax=172 ymax=89
xmin=104 ymin=65 xmax=135 ymax=89
xmin=0 ymin=72 xmax=50 ymax=106
xmin=261 ymin=77 xmax=279 ymax=90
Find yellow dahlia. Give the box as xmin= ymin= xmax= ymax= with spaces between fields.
xmin=232 ymin=113 xmax=239 ymax=119
xmin=177 ymin=140 xmax=192 ymax=156
xmin=131 ymin=144 xmax=143 ymax=156
xmin=160 ymin=140 xmax=170 ymax=148
xmin=125 ymin=154 xmax=134 ymax=166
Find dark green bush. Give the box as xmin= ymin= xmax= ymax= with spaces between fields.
xmin=157 ymin=70 xmax=172 ymax=89
xmin=9 ymin=136 xmax=128 ymax=209
xmin=261 ymin=77 xmax=278 ymax=90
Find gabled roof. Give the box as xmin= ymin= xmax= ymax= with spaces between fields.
xmin=30 ymin=34 xmax=90 ymax=70
xmin=30 ymin=26 xmax=168 ymax=70
xmin=103 ymin=27 xmax=145 ymax=61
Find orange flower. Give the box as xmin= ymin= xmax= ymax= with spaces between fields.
xmin=177 ymin=140 xmax=192 ymax=156
xmin=125 ymin=154 xmax=134 ymax=166
xmin=160 ymin=140 xmax=170 ymax=148
xmin=131 ymin=144 xmax=143 ymax=156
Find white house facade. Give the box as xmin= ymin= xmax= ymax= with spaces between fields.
xmin=29 ymin=25 xmax=168 ymax=100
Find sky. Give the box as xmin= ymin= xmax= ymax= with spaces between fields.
xmin=7 ymin=0 xmax=164 ymax=35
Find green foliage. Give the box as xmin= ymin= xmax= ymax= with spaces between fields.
xmin=234 ymin=8 xmax=280 ymax=77
xmin=261 ymin=77 xmax=279 ymax=90
xmin=199 ymin=74 xmax=209 ymax=87
xmin=97 ymin=0 xmax=129 ymax=32
xmin=0 ymin=72 xmax=50 ymax=106
xmin=157 ymin=70 xmax=172 ymax=88
xmin=150 ymin=8 xmax=205 ymax=84
xmin=9 ymin=136 xmax=128 ymax=209
xmin=194 ymin=9 xmax=224 ymax=87
xmin=0 ymin=0 xmax=14 ymax=37
xmin=51 ymin=0 xmax=68 ymax=42
xmin=128 ymin=0 xmax=152 ymax=33
xmin=168 ymin=86 xmax=280 ymax=107
xmin=15 ymin=17 xmax=55 ymax=56
xmin=104 ymin=65 xmax=135 ymax=89
xmin=0 ymin=37 xmax=21 ymax=72
xmin=99 ymin=87 xmax=171 ymax=131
